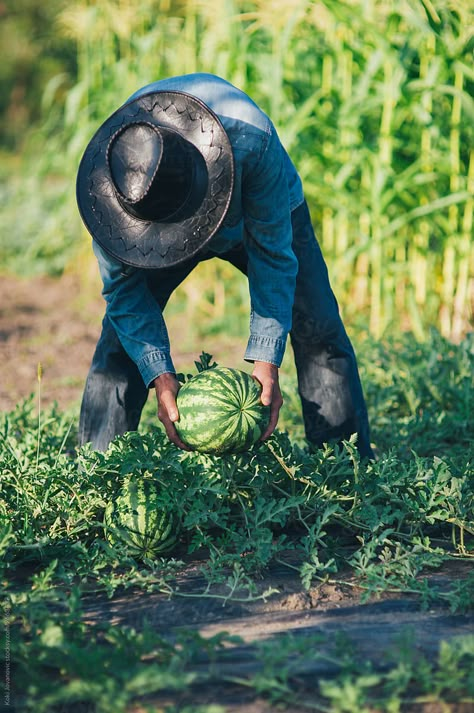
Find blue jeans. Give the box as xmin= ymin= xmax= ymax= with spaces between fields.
xmin=79 ymin=200 xmax=374 ymax=458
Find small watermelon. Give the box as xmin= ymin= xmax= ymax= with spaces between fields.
xmin=104 ymin=476 xmax=179 ymax=559
xmin=175 ymin=366 xmax=270 ymax=454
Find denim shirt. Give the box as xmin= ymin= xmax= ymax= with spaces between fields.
xmin=93 ymin=73 xmax=304 ymax=387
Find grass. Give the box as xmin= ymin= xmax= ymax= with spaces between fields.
xmin=1 ymin=330 xmax=473 ymax=711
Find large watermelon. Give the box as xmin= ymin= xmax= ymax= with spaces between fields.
xmin=104 ymin=476 xmax=179 ymax=559
xmin=175 ymin=366 xmax=270 ymax=454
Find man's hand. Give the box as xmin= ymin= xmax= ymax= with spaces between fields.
xmin=153 ymin=372 xmax=191 ymax=450
xmin=252 ymin=361 xmax=283 ymax=440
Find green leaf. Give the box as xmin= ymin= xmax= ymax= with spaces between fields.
xmin=194 ymin=352 xmax=218 ymax=372
xmin=40 ymin=622 xmax=64 ymax=648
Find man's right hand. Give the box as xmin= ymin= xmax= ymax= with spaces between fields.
xmin=153 ymin=372 xmax=192 ymax=450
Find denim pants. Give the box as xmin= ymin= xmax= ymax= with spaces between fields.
xmin=79 ymin=200 xmax=373 ymax=458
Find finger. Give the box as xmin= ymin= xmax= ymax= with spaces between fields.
xmin=252 ymin=374 xmax=274 ymax=407
xmin=260 ymin=412 xmax=277 ymax=440
xmin=158 ymin=409 xmax=192 ymax=451
xmin=159 ymin=389 xmax=179 ymax=422
xmin=260 ymin=394 xmax=283 ymax=441
xmin=260 ymin=384 xmax=273 ymax=407
xmin=166 ymin=422 xmax=193 ymax=451
xmin=157 ymin=392 xmax=192 ymax=451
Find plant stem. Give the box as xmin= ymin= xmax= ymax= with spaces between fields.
xmin=36 ymin=362 xmax=42 ymax=472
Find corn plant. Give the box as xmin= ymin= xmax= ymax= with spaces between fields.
xmin=0 ymin=0 xmax=472 ymax=338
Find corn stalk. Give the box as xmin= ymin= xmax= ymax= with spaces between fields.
xmin=3 ymin=0 xmax=473 ymax=342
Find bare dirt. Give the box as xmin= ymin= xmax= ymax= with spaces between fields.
xmin=82 ymin=555 xmax=474 ymax=712
xmin=2 ymin=274 xmax=474 ymax=712
xmin=0 ymin=272 xmax=103 ymax=412
xmin=0 ymin=271 xmax=241 ymax=412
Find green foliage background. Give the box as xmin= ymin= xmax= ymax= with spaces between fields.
xmin=0 ymin=0 xmax=473 ymax=339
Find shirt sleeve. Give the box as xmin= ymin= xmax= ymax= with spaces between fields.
xmin=242 ymin=124 xmax=298 ymax=367
xmin=92 ymin=242 xmax=176 ymax=386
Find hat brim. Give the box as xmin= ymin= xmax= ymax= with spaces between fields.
xmin=76 ymin=90 xmax=234 ymax=269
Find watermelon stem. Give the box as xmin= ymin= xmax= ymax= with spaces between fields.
xmin=195 ymin=351 xmax=218 ymax=372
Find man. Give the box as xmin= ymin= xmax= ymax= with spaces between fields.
xmin=77 ymin=73 xmax=374 ymax=458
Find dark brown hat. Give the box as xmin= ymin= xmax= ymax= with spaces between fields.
xmin=76 ymin=90 xmax=234 ymax=268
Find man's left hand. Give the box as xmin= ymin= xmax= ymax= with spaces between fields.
xmin=252 ymin=361 xmax=283 ymax=440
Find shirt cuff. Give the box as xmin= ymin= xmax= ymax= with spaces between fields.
xmin=244 ymin=335 xmax=287 ymax=367
xmin=137 ymin=350 xmax=176 ymax=387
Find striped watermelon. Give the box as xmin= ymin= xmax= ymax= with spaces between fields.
xmin=104 ymin=476 xmax=179 ymax=559
xmin=175 ymin=366 xmax=270 ymax=454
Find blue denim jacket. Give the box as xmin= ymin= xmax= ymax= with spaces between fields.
xmin=93 ymin=73 xmax=304 ymax=387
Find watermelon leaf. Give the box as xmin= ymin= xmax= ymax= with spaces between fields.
xmin=194 ymin=352 xmax=218 ymax=373
xmin=176 ymin=372 xmax=194 ymax=384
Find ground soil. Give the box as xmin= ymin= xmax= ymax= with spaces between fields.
xmin=2 ymin=274 xmax=474 ymax=712
xmin=0 ymin=273 xmax=104 ymax=412
xmin=0 ymin=271 xmax=242 ymax=412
